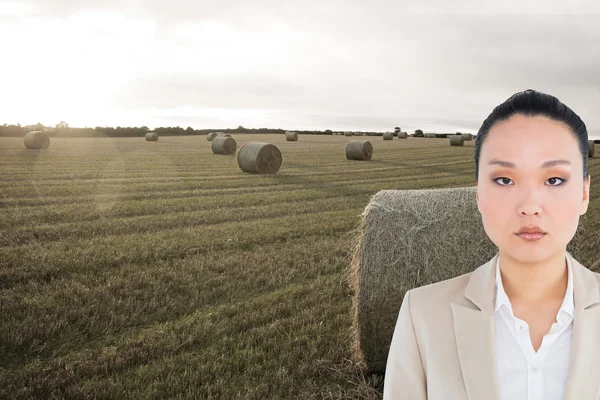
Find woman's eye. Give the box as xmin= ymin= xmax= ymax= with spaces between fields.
xmin=494 ymin=177 xmax=513 ymax=185
xmin=493 ymin=177 xmax=566 ymax=186
xmin=547 ymin=177 xmax=566 ymax=186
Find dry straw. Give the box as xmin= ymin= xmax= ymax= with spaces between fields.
xmin=346 ymin=141 xmax=373 ymax=161
xmin=211 ymin=136 xmax=237 ymax=155
xmin=589 ymin=140 xmax=595 ymax=158
xmin=207 ymin=132 xmax=218 ymax=141
xmin=145 ymin=132 xmax=159 ymax=141
xmin=24 ymin=131 xmax=50 ymax=149
xmin=450 ymin=135 xmax=465 ymax=146
xmin=383 ymin=132 xmax=394 ymax=140
xmin=237 ymin=142 xmax=283 ymax=174
xmin=348 ymin=186 xmax=593 ymax=373
xmin=285 ymin=131 xmax=299 ymax=141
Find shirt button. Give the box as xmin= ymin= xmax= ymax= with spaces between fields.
xmin=531 ymin=365 xmax=539 ymax=372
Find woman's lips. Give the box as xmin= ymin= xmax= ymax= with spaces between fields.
xmin=516 ymin=233 xmax=546 ymax=241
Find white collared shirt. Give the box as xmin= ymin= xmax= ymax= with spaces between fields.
xmin=494 ymin=253 xmax=574 ymax=400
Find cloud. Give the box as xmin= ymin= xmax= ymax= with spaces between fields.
xmin=1 ymin=1 xmax=599 ymax=132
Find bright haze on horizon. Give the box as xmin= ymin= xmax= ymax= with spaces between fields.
xmin=1 ymin=0 xmax=599 ymax=134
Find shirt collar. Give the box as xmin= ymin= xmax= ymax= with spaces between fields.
xmin=494 ymin=253 xmax=574 ymax=321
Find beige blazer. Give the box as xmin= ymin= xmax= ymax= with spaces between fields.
xmin=384 ymin=251 xmax=600 ymax=400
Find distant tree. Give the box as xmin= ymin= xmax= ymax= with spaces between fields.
xmin=55 ymin=121 xmax=69 ymax=128
xmin=33 ymin=122 xmax=46 ymax=131
xmin=186 ymin=126 xmax=194 ymax=133
xmin=414 ymin=129 xmax=424 ymax=137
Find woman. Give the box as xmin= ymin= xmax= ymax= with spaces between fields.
xmin=383 ymin=89 xmax=596 ymax=400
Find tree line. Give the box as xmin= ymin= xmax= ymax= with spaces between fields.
xmin=0 ymin=123 xmax=354 ymax=137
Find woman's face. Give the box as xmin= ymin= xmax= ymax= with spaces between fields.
xmin=476 ymin=114 xmax=590 ymax=262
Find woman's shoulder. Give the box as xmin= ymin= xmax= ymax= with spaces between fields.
xmin=408 ymin=271 xmax=474 ymax=311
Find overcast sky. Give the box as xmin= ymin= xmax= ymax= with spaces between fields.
xmin=1 ymin=0 xmax=599 ymax=133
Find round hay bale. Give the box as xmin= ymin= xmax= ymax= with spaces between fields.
xmin=397 ymin=132 xmax=408 ymax=139
xmin=211 ymin=136 xmax=237 ymax=155
xmin=145 ymin=132 xmax=159 ymax=141
xmin=462 ymin=133 xmax=473 ymax=141
xmin=207 ymin=132 xmax=218 ymax=141
xmin=383 ymin=132 xmax=394 ymax=140
xmin=346 ymin=141 xmax=373 ymax=161
xmin=237 ymin=142 xmax=282 ymax=174
xmin=285 ymin=131 xmax=298 ymax=141
xmin=354 ymin=132 xmax=363 ymax=136
xmin=349 ymin=186 xmax=594 ymax=373
xmin=424 ymin=133 xmax=436 ymax=138
xmin=450 ymin=135 xmax=464 ymax=146
xmin=344 ymin=131 xmax=353 ymax=137
xmin=589 ymin=140 xmax=595 ymax=158
xmin=24 ymin=131 xmax=50 ymax=149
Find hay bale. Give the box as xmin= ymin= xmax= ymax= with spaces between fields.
xmin=344 ymin=131 xmax=353 ymax=137
xmin=397 ymin=132 xmax=408 ymax=139
xmin=207 ymin=132 xmax=218 ymax=141
xmin=353 ymin=132 xmax=363 ymax=136
xmin=383 ymin=132 xmax=394 ymax=140
xmin=424 ymin=133 xmax=436 ymax=138
xmin=349 ymin=186 xmax=594 ymax=373
xmin=285 ymin=131 xmax=299 ymax=142
xmin=145 ymin=132 xmax=159 ymax=141
xmin=24 ymin=131 xmax=50 ymax=149
xmin=589 ymin=140 xmax=595 ymax=158
xmin=450 ymin=135 xmax=465 ymax=146
xmin=237 ymin=142 xmax=282 ymax=174
xmin=462 ymin=133 xmax=473 ymax=141
xmin=346 ymin=141 xmax=373 ymax=161
xmin=211 ymin=136 xmax=237 ymax=155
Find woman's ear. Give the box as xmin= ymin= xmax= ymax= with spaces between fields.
xmin=580 ymin=175 xmax=591 ymax=216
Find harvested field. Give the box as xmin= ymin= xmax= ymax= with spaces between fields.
xmin=1 ymin=134 xmax=599 ymax=399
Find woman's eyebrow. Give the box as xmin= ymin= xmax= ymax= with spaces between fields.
xmin=488 ymin=159 xmax=572 ymax=168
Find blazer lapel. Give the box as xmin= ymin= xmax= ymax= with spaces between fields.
xmin=452 ymin=252 xmax=501 ymax=400
xmin=562 ymin=251 xmax=600 ymax=400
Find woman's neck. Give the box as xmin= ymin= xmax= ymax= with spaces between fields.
xmin=499 ymin=251 xmax=568 ymax=303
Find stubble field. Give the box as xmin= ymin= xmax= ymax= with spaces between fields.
xmin=2 ymin=134 xmax=598 ymax=399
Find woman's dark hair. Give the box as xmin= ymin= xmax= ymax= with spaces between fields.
xmin=474 ymin=89 xmax=589 ymax=181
